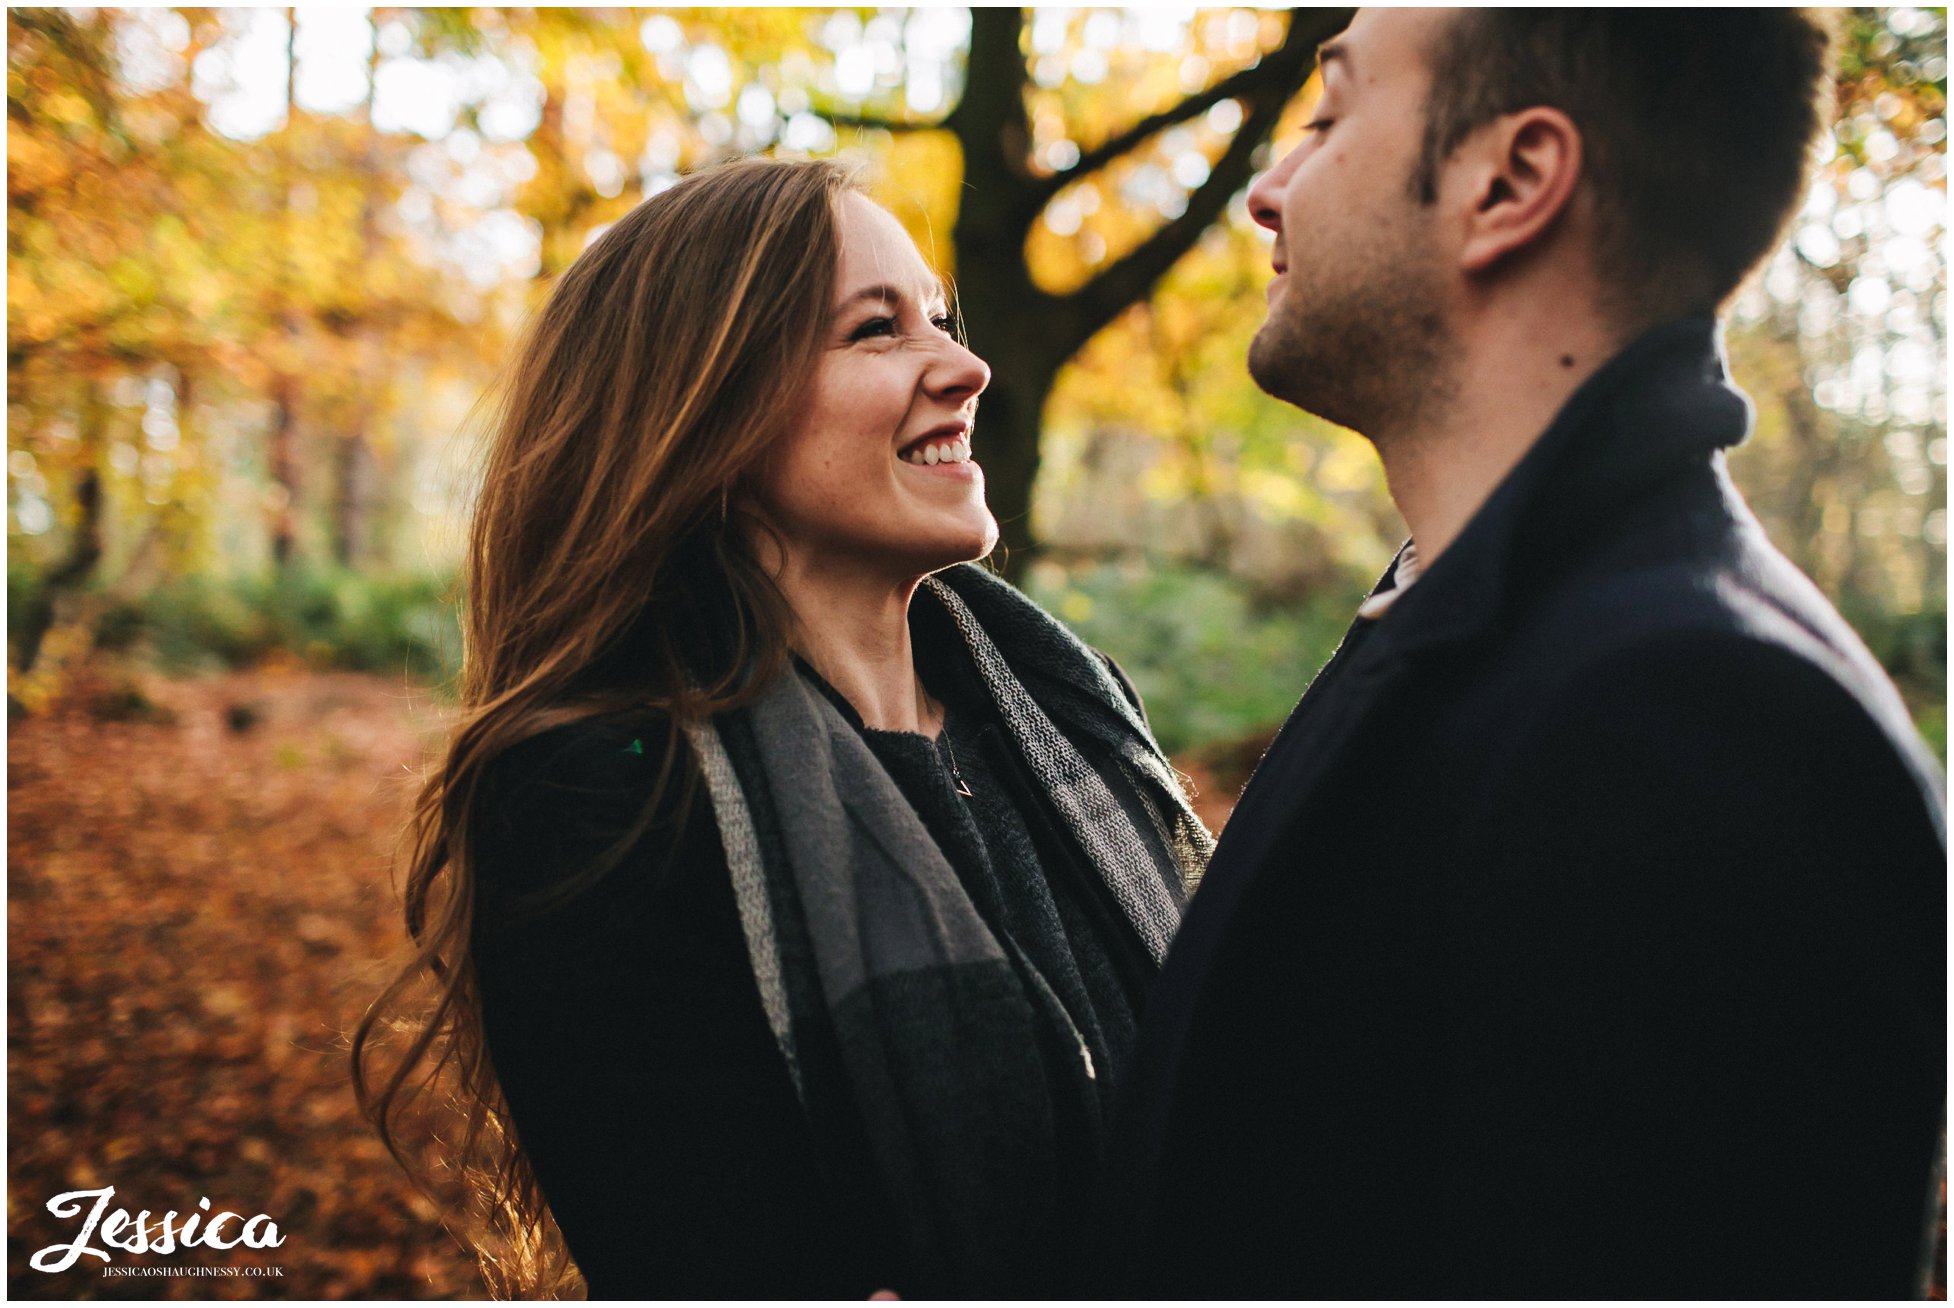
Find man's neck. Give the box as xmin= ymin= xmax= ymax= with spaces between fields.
xmin=1374 ymin=298 xmax=1623 ymax=568
xmin=771 ymin=552 xmax=935 ymax=735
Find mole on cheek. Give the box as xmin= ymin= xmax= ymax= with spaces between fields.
xmin=1560 ymin=355 xmax=1575 ymax=368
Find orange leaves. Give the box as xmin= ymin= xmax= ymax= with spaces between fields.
xmin=9 ymin=667 xmax=483 ymax=1298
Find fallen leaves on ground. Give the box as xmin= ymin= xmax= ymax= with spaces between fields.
xmin=8 ymin=664 xmax=482 ymax=1299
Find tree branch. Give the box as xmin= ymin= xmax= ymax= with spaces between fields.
xmin=1060 ymin=16 xmax=1340 ymax=356
xmin=821 ymin=108 xmax=950 ymax=134
xmin=1030 ymin=9 xmax=1348 ymax=208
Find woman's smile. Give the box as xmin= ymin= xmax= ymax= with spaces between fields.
xmin=897 ymin=426 xmax=978 ymax=471
xmin=899 ymin=445 xmax=980 ymax=475
xmin=755 ymin=191 xmax=997 ymax=573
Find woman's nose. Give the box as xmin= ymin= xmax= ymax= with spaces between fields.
xmin=930 ymin=337 xmax=990 ymax=402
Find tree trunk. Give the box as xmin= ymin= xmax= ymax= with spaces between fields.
xmin=269 ymin=10 xmax=302 ymax=572
xmin=14 ymin=383 xmax=107 ymax=677
xmin=970 ymin=346 xmax=1058 ymax=569
xmin=334 ymin=428 xmax=371 ymax=568
xmin=335 ymin=35 xmax=386 ymax=573
xmin=268 ymin=369 xmax=300 ymax=568
xmin=944 ymin=7 xmax=1348 ymax=578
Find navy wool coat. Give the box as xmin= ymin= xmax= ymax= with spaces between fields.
xmin=1088 ymin=316 xmax=1946 ymax=1299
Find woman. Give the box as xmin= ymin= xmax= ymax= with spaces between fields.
xmin=351 ymin=158 xmax=1210 ymax=1299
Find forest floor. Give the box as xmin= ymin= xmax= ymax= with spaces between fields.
xmin=7 ymin=663 xmax=1251 ymax=1299
xmin=8 ymin=663 xmax=486 ymax=1299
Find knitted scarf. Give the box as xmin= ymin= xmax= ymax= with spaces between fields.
xmin=681 ymin=563 xmax=1210 ymax=1296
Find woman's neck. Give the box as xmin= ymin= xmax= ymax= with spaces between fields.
xmin=774 ymin=555 xmax=938 ymax=735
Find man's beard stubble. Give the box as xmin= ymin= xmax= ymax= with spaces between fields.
xmin=1247 ymin=249 xmax=1454 ymax=449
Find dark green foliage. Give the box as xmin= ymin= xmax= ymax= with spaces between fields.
xmin=88 ymin=569 xmax=463 ymax=684
xmin=1844 ymin=603 xmax=1947 ymax=760
xmin=7 ymin=548 xmax=47 ymax=671
xmin=1026 ymin=561 xmax=1947 ymax=764
xmin=1022 ymin=559 xmax=1366 ymax=755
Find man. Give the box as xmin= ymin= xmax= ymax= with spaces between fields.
xmin=1092 ymin=9 xmax=1945 ymax=1298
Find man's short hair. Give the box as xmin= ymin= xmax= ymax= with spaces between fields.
xmin=1413 ymin=10 xmax=1835 ymax=324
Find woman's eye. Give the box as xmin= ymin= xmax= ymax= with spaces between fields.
xmin=931 ymin=314 xmax=956 ymax=334
xmin=1304 ymin=117 xmax=1334 ymax=135
xmin=850 ymin=316 xmax=896 ymax=341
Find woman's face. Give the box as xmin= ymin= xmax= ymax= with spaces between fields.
xmin=751 ymin=192 xmax=995 ymax=582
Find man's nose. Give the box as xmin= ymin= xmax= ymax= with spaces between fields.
xmin=1246 ymin=144 xmax=1301 ymax=232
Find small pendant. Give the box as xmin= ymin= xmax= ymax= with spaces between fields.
xmin=938 ymin=730 xmax=974 ymax=798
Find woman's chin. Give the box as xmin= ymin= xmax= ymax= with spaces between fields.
xmin=911 ymin=515 xmax=1000 ymax=574
xmin=959 ymin=512 xmax=1001 ymax=565
xmin=974 ymin=517 xmax=1002 ymax=562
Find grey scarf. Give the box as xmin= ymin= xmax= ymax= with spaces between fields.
xmin=681 ymin=563 xmax=1209 ymax=1295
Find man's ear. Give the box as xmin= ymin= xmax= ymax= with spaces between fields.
xmin=1456 ymin=107 xmax=1583 ymax=275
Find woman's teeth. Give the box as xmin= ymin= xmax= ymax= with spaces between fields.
xmin=902 ymin=437 xmax=972 ymax=466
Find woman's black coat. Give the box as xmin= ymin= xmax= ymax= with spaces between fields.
xmin=470 ymin=630 xmax=1158 ymax=1298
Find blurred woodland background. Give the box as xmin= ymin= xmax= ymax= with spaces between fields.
xmin=7 ymin=6 xmax=1946 ymax=1299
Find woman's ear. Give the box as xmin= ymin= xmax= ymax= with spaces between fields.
xmin=1455 ymin=106 xmax=1584 ymax=275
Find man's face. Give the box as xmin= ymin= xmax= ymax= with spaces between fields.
xmin=1246 ymin=8 xmax=1458 ymax=439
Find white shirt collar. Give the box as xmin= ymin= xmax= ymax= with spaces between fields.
xmin=1355 ymin=542 xmax=1422 ymax=621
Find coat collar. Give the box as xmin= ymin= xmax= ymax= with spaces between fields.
xmin=1360 ymin=314 xmax=1753 ymax=663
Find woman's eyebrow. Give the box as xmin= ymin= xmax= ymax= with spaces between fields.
xmin=834 ymin=280 xmax=951 ymax=313
xmin=836 ymin=283 xmax=903 ymax=311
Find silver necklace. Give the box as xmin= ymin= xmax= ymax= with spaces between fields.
xmin=941 ymin=730 xmax=974 ymax=798
xmin=932 ymin=702 xmax=974 ymax=798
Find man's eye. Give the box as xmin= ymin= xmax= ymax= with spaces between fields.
xmin=850 ymin=316 xmax=896 ymax=340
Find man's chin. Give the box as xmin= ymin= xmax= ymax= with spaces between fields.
xmin=1247 ymin=326 xmax=1317 ymax=413
xmin=1246 ymin=325 xmax=1286 ymax=400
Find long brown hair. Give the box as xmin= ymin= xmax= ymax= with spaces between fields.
xmin=350 ymin=157 xmax=861 ymax=1298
